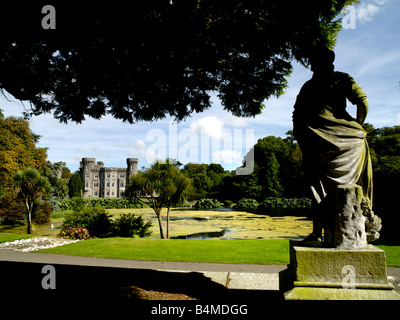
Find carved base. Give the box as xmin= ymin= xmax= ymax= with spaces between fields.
xmin=281 ymin=241 xmax=400 ymax=300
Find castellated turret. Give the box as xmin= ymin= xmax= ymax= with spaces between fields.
xmin=127 ymin=158 xmax=138 ymax=178
xmin=79 ymin=157 xmax=139 ymax=198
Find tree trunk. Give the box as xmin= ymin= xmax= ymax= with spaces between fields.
xmin=156 ymin=210 xmax=166 ymax=239
xmin=26 ymin=199 xmax=33 ymax=234
xmin=166 ymin=206 xmax=171 ymax=239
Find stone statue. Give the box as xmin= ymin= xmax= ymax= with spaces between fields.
xmin=292 ymin=47 xmax=381 ymax=249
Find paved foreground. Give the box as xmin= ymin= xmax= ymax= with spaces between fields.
xmin=0 ymin=248 xmax=286 ymax=291
xmin=1 ymin=249 xmax=399 ymax=316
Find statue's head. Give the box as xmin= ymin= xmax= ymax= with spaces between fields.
xmin=309 ymin=47 xmax=335 ymax=75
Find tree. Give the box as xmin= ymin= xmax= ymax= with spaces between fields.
xmin=232 ymin=134 xmax=304 ymax=200
xmin=0 ymin=116 xmax=48 ymax=195
xmin=364 ymin=125 xmax=400 ymax=240
xmin=68 ymin=173 xmax=83 ymax=198
xmin=45 ymin=161 xmax=69 ymax=198
xmin=182 ymin=163 xmax=227 ymax=199
xmin=13 ymin=167 xmax=51 ymax=234
xmin=263 ymin=152 xmax=284 ymax=198
xmin=126 ymin=160 xmax=191 ymax=239
xmin=54 ymin=179 xmax=69 ymax=199
xmin=0 ymin=1 xmax=357 ymax=123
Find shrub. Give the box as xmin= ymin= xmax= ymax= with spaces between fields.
xmin=60 ymin=206 xmax=112 ymax=238
xmin=0 ymin=194 xmax=25 ymax=225
xmin=258 ymin=197 xmax=312 ymax=211
xmin=0 ymin=196 xmax=52 ymax=226
xmin=235 ymin=198 xmax=259 ymax=210
xmin=32 ymin=201 xmax=52 ymax=225
xmin=69 ymin=197 xmax=87 ymax=211
xmin=59 ymin=207 xmax=153 ymax=239
xmin=112 ymin=213 xmax=152 ymax=238
xmin=223 ymin=200 xmax=234 ymax=208
xmin=85 ymin=198 xmax=144 ymax=209
xmin=194 ymin=198 xmax=223 ymax=209
xmin=57 ymin=197 xmax=144 ymax=210
xmin=58 ymin=198 xmax=71 ymax=211
xmin=58 ymin=227 xmax=90 ymax=240
xmin=48 ymin=198 xmax=62 ymax=212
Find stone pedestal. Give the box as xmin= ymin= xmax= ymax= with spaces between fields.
xmin=282 ymin=240 xmax=400 ymax=300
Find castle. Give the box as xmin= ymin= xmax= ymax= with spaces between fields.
xmin=79 ymin=158 xmax=138 ymax=198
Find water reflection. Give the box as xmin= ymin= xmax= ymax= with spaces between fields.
xmin=172 ymin=228 xmax=232 ymax=240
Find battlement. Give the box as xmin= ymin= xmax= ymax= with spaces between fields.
xmin=79 ymin=157 xmax=138 ymax=198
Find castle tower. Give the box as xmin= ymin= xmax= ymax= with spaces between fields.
xmin=80 ymin=158 xmax=96 ymax=197
xmin=81 ymin=158 xmax=96 ymax=171
xmin=127 ymin=158 xmax=138 ymax=179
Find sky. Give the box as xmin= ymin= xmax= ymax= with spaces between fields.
xmin=1 ymin=0 xmax=399 ymax=173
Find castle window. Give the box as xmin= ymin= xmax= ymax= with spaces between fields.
xmin=120 ymin=182 xmax=124 ymax=187
xmin=94 ymin=174 xmax=99 ymax=179
xmin=107 ymin=174 xmax=110 ymax=178
xmin=119 ymin=174 xmax=125 ymax=178
xmin=106 ymin=181 xmax=110 ymax=187
xmin=112 ymin=182 xmax=115 ymax=187
xmin=93 ymin=182 xmax=99 ymax=188
xmin=106 ymin=191 xmax=110 ymax=196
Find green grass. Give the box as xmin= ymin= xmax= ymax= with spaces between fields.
xmin=38 ymin=238 xmax=290 ymax=265
xmin=376 ymin=241 xmax=400 ymax=267
xmin=2 ymin=232 xmax=399 ymax=267
xmin=0 ymin=233 xmax=37 ymax=243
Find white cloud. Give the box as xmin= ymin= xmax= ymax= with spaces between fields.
xmin=190 ymin=116 xmax=225 ymax=139
xmin=119 ymin=139 xmax=146 ymax=150
xmin=357 ymin=3 xmax=380 ymax=24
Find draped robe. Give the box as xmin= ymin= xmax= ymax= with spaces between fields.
xmin=293 ymin=71 xmax=372 ymax=208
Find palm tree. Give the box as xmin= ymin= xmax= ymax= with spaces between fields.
xmin=13 ymin=167 xmax=51 ymax=234
xmin=127 ymin=159 xmax=191 ymax=239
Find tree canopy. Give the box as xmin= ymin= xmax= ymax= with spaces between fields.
xmin=127 ymin=159 xmax=191 ymax=239
xmin=0 ymin=116 xmax=48 ymax=195
xmin=13 ymin=167 xmax=51 ymax=233
xmin=0 ymin=1 xmax=357 ymax=123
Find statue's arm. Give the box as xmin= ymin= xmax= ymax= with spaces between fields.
xmin=346 ymin=74 xmax=368 ymax=125
xmin=356 ymin=99 xmax=368 ymax=125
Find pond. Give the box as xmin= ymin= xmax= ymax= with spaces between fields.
xmin=156 ymin=207 xmax=312 ymax=240
xmin=164 ymin=216 xmax=210 ymax=221
xmin=171 ymin=228 xmax=232 ymax=240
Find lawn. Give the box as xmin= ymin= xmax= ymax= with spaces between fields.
xmin=0 ymin=233 xmax=37 ymax=243
xmin=37 ymin=238 xmax=291 ymax=265
xmin=1 ymin=205 xmax=399 ymax=267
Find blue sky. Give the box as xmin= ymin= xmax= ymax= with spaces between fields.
xmin=1 ymin=0 xmax=399 ymax=173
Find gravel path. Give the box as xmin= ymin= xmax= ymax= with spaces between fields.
xmin=0 ymin=237 xmax=80 ymax=252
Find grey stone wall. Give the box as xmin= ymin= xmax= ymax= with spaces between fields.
xmin=79 ymin=157 xmax=138 ymax=198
